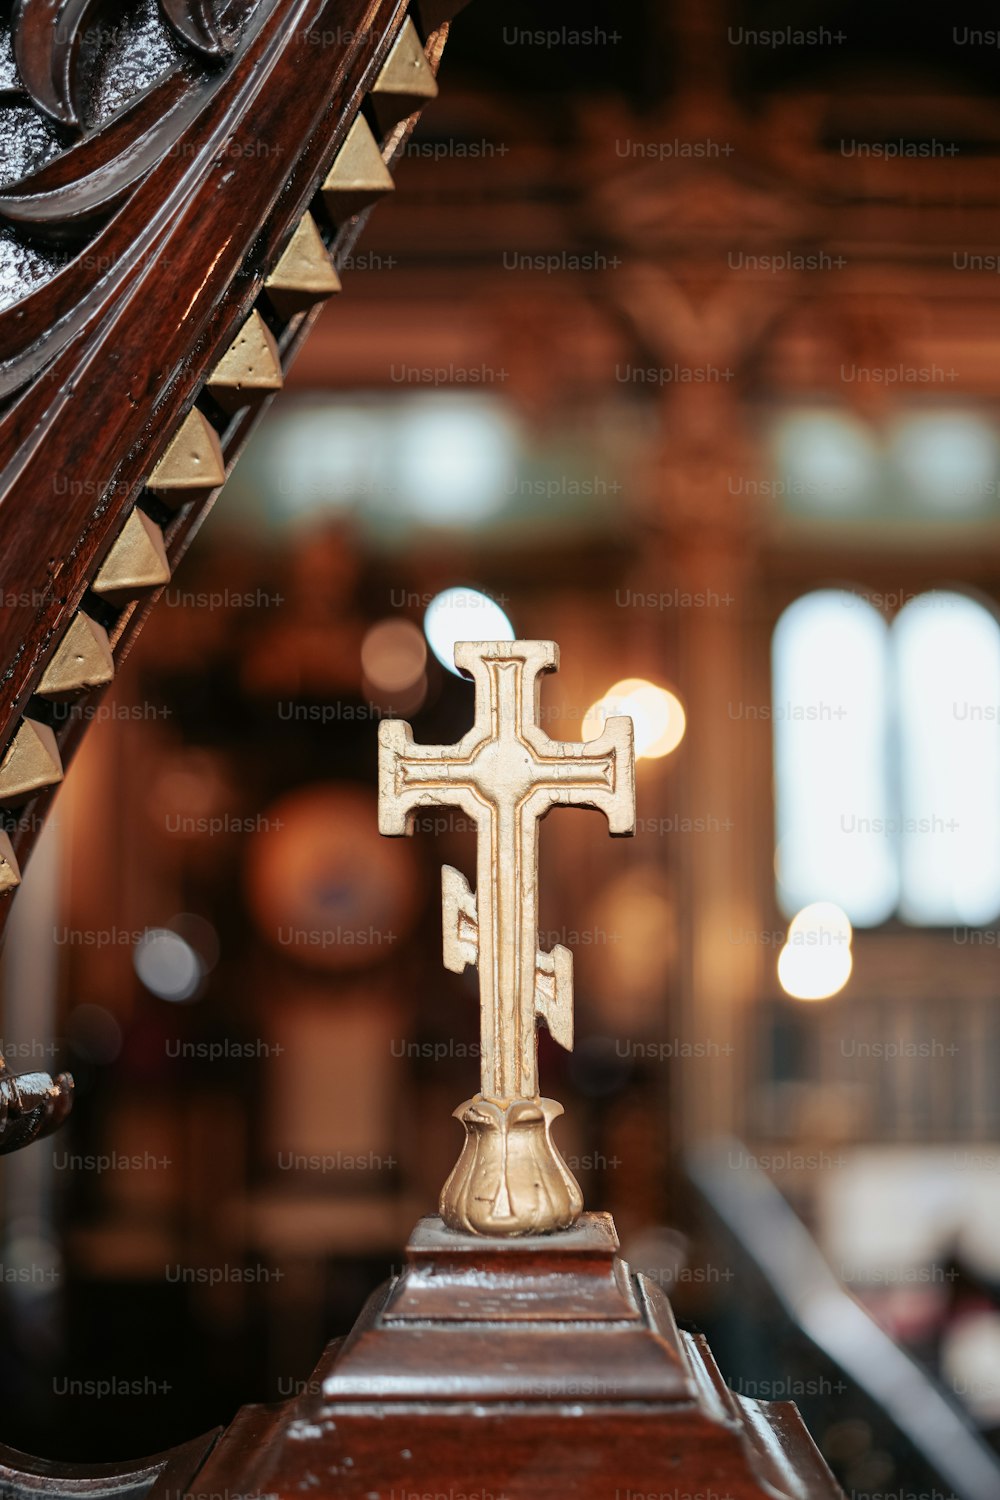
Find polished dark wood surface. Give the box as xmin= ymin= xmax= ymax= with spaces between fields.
xmin=183 ymin=1213 xmax=843 ymax=1500
xmin=0 ymin=0 xmax=451 ymax=925
xmin=0 ymin=1212 xmax=842 ymax=1494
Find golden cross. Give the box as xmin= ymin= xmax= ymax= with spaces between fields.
xmin=378 ymin=640 xmax=635 ymax=1102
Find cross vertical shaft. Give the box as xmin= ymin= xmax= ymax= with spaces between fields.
xmin=379 ymin=640 xmax=634 ymax=1103
xmin=379 ymin=637 xmax=635 ymax=1235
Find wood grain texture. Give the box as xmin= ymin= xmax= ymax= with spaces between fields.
xmin=0 ymin=0 xmax=455 ymax=923
xmin=178 ymin=1214 xmax=844 ymax=1500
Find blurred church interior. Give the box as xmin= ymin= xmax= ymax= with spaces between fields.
xmin=5 ymin=1 xmax=1000 ymax=1495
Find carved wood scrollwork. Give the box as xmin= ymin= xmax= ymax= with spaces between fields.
xmin=0 ymin=0 xmax=455 ymax=952
xmin=0 ymin=0 xmax=260 ymax=311
xmin=11 ymin=0 xmax=228 ymax=134
xmin=13 ymin=0 xmax=232 ymax=126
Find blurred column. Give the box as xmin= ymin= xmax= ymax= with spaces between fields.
xmin=646 ymin=381 xmax=769 ymax=1150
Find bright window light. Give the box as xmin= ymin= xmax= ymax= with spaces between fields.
xmin=888 ymin=412 xmax=999 ymax=515
xmin=893 ymin=592 xmax=1000 ymax=924
xmin=242 ymin=396 xmax=521 ymax=532
xmin=771 ymin=409 xmax=879 ymax=513
xmin=773 ymin=591 xmax=896 ymax=925
xmin=392 ymin=397 xmax=518 ymax=524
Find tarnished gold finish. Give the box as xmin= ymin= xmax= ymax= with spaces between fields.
xmin=147 ymin=408 xmax=226 ymax=504
xmin=207 ymin=310 xmax=283 ymax=413
xmin=265 ymin=213 xmax=342 ymax=319
xmin=378 ymin=640 xmax=635 ymax=1235
xmin=37 ymin=613 xmax=114 ymax=698
xmin=92 ymin=509 xmax=171 ymax=600
xmin=440 ymin=1096 xmax=583 ymax=1237
xmin=370 ymin=17 xmax=439 ymax=132
xmin=321 ymin=115 xmax=394 ymax=221
xmin=0 ymin=833 xmax=21 ymax=893
xmin=0 ymin=718 xmax=63 ymax=805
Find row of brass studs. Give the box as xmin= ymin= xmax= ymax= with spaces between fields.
xmin=0 ymin=19 xmax=440 ymax=879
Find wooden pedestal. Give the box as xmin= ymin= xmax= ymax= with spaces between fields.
xmin=188 ymin=1213 xmax=843 ymax=1500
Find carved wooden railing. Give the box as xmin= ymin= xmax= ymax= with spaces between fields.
xmin=0 ymin=0 xmax=456 ymax=1136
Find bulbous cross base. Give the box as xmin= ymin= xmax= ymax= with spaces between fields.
xmin=439 ymin=1094 xmax=583 ymax=1236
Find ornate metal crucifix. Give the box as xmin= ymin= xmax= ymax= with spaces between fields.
xmin=378 ymin=640 xmax=635 ymax=1236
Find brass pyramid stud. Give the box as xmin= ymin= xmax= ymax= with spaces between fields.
xmin=0 ymin=832 xmax=20 ymax=893
xmin=265 ymin=213 xmax=342 ymax=320
xmin=92 ymin=509 xmax=171 ymax=603
xmin=206 ymin=310 xmax=283 ymax=414
xmin=370 ymin=16 xmax=439 ymax=132
xmin=0 ymin=719 xmax=63 ymax=806
xmin=147 ymin=409 xmax=226 ymax=506
xmin=37 ymin=614 xmax=115 ymax=699
xmin=321 ymin=115 xmax=394 ymax=222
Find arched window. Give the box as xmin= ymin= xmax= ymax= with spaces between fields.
xmin=773 ymin=591 xmax=895 ymax=925
xmin=767 ymin=406 xmax=1000 ymax=521
xmin=893 ymin=592 xmax=1000 ymax=925
xmin=771 ymin=409 xmax=880 ymax=516
xmin=773 ymin=589 xmax=1000 ymax=927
